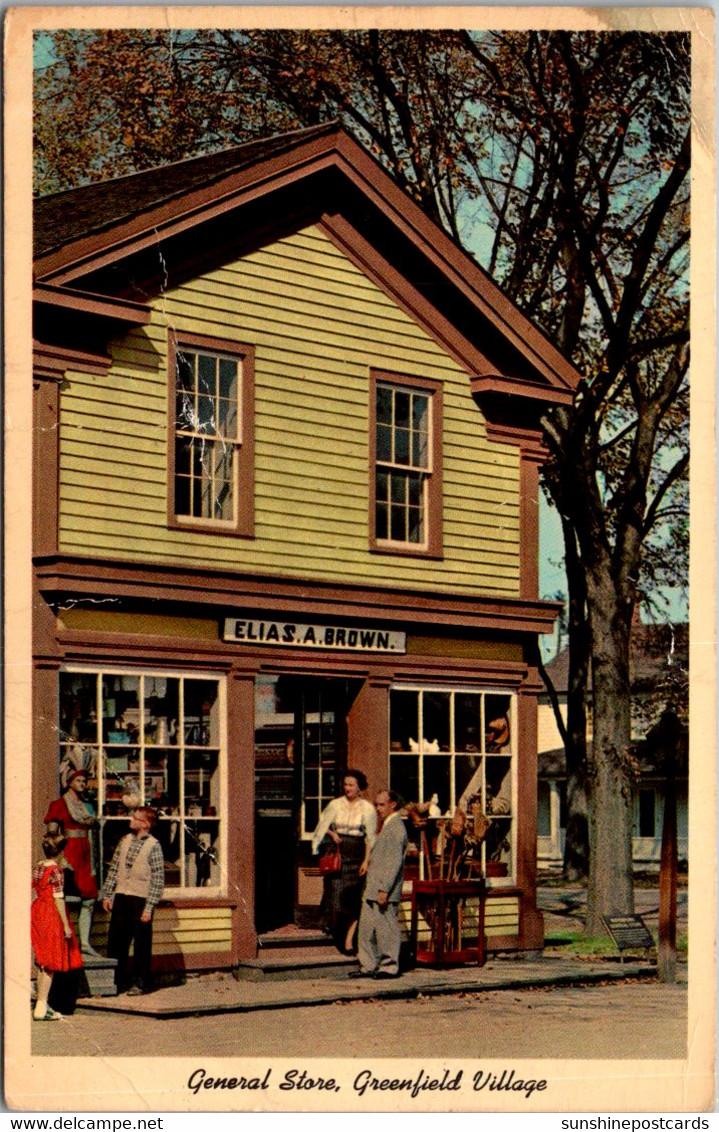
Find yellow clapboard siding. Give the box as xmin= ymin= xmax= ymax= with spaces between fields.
xmin=62 ymin=472 xmax=164 ymax=497
xmin=156 ymin=906 xmax=233 ymax=921
xmin=153 ymin=929 xmax=233 ymax=944
xmin=61 ymin=438 xmax=164 ymax=467
xmin=178 ymin=272 xmax=417 ymax=329
xmin=62 ymin=421 xmax=166 ymax=452
xmin=154 ymin=941 xmax=232 ymax=955
xmin=58 ymin=223 xmax=521 ymax=596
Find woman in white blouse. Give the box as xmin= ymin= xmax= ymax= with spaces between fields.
xmin=312 ymin=769 xmax=377 ymax=955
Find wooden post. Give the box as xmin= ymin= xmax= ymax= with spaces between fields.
xmin=657 ymin=714 xmax=678 ymax=984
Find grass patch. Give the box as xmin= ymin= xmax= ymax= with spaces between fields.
xmin=546 ymin=929 xmax=688 ymax=961
xmin=544 ymin=931 xmax=620 ymax=959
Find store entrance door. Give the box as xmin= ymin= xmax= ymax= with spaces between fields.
xmin=253 ymin=675 xmax=361 ymax=934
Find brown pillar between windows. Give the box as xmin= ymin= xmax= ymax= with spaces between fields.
xmin=516 ymin=678 xmax=544 ymax=950
xmin=33 ymin=375 xmax=61 ymax=556
xmin=347 ymin=674 xmax=390 ymax=799
xmin=33 ymin=662 xmax=61 ymax=849
xmin=227 ymin=665 xmax=257 ymax=961
xmin=519 ymin=447 xmax=543 ymax=602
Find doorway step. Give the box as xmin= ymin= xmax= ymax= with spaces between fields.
xmin=235 ymin=926 xmax=356 ymax=981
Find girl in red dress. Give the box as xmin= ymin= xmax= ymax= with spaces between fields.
xmin=32 ymin=826 xmax=83 ymax=1021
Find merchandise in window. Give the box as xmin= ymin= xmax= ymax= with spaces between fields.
xmin=389 ymin=687 xmax=515 ymax=879
xmin=58 ymin=670 xmax=224 ymax=893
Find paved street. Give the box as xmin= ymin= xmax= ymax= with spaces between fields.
xmin=32 ymin=975 xmax=687 ymax=1061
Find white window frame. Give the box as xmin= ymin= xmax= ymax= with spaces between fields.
xmin=388 ymin=684 xmax=517 ymax=884
xmin=375 ymin=382 xmax=432 ymax=550
xmin=174 ymin=346 xmax=242 ymax=527
xmin=58 ymin=665 xmax=228 ymax=897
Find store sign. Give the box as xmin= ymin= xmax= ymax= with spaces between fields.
xmin=223 ymin=618 xmax=406 ymax=653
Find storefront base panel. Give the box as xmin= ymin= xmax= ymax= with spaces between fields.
xmin=88 ymin=904 xmax=236 ymax=971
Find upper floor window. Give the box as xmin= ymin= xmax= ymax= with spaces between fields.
xmin=370 ymin=370 xmax=443 ymax=558
xmin=168 ymin=332 xmax=254 ymax=537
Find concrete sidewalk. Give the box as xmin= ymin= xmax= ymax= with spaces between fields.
xmin=76 ymin=954 xmax=670 ymax=1020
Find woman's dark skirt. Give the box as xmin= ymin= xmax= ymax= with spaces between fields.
xmin=319 ymin=834 xmax=367 ymax=954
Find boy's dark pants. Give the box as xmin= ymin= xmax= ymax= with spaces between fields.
xmin=107 ymin=893 xmax=153 ymax=991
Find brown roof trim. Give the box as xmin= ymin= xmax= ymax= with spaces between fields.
xmin=33 ymin=340 xmax=111 ymax=378
xmin=34 ymin=283 xmax=151 ymax=324
xmin=319 ymin=213 xmax=495 ymax=378
xmin=34 ymin=138 xmax=342 ymax=282
xmin=35 ymin=125 xmax=581 ymax=397
xmin=470 ymin=375 xmax=573 ymax=407
xmin=333 ymin=132 xmax=579 ymax=394
xmin=35 ymin=554 xmax=562 ymax=635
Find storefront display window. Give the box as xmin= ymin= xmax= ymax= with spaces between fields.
xmin=58 ymin=669 xmax=224 ymax=893
xmin=389 ymin=686 xmax=515 ymax=878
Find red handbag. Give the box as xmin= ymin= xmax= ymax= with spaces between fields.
xmin=318 ymin=844 xmax=342 ymax=875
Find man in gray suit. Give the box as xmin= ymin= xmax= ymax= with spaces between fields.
xmin=354 ymin=790 xmax=408 ymax=979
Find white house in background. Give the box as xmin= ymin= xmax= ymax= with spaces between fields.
xmin=537 ymin=622 xmax=689 ymax=870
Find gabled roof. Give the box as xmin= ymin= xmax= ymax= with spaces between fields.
xmin=34 ymin=123 xmax=336 ymax=259
xmin=34 ymin=122 xmax=582 ymax=401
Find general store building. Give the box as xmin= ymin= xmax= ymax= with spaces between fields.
xmin=32 ymin=123 xmax=580 ymax=970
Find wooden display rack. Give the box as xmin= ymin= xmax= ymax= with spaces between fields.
xmin=410 ymin=877 xmax=487 ymax=967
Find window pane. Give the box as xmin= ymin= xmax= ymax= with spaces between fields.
xmin=377 ymin=385 xmax=393 ymax=424
xmin=455 ymin=755 xmax=484 ymax=807
xmin=407 ymin=504 xmax=423 ymax=544
xmin=176 ymin=390 xmax=194 ymax=431
xmin=184 ymin=680 xmax=220 ymax=746
xmin=407 ymin=473 xmax=422 ymax=507
xmin=390 ymin=504 xmax=406 ymax=542
xmin=304 ymin=799 xmax=319 ymax=834
xmin=423 ymin=691 xmax=450 ymax=751
xmin=485 ymin=695 xmax=512 ymax=752
xmin=422 ymin=756 xmax=450 ymax=813
xmin=218 ymin=397 xmax=238 ymax=441
xmin=395 ymin=427 xmax=410 ymax=465
xmin=59 ymin=672 xmax=99 ymax=745
xmin=155 ymin=817 xmax=182 ymax=882
xmin=394 ymin=391 xmax=410 ymax=428
xmin=197 ymin=394 xmax=215 ymax=433
xmin=175 ymin=436 xmax=192 ymax=477
xmin=390 ymin=473 xmax=406 ymax=504
xmin=376 ymin=501 xmax=388 ymax=540
xmin=412 ymin=429 xmax=429 ymax=469
xmin=176 ymin=352 xmax=195 ymax=393
xmin=184 ymin=820 xmax=220 ymax=887
xmin=102 ymin=675 xmax=140 ymax=744
xmin=218 ymin=358 xmax=238 ymax=402
xmin=486 ymin=756 xmax=512 ymax=814
xmin=390 ymin=756 xmax=418 ymax=808
xmin=486 ymin=816 xmax=512 ymax=872
xmin=412 ymin=394 xmax=428 ymax=430
xmin=304 ymin=767 xmax=319 ymax=798
xmin=638 ymin=790 xmax=656 ymax=837
xmin=455 ymin=693 xmax=482 ymax=752
xmin=537 ymin=782 xmax=552 ymax=837
xmin=390 ymin=690 xmax=419 ymax=750
xmin=197 ymin=353 xmax=216 ymax=395
xmin=145 ymin=676 xmax=180 ymax=746
xmin=184 ymin=750 xmax=220 ymax=815
xmin=376 ymin=469 xmax=388 ymax=502
xmin=376 ymin=423 xmax=392 ymax=462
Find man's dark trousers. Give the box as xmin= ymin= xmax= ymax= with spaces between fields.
xmin=107 ymin=893 xmax=153 ymax=992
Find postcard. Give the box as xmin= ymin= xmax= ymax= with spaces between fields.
xmin=4 ymin=4 xmax=715 ymax=1114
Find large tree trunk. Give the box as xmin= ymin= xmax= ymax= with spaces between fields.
xmin=561 ymin=521 xmax=591 ymax=880
xmin=585 ymin=590 xmax=635 ymax=935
